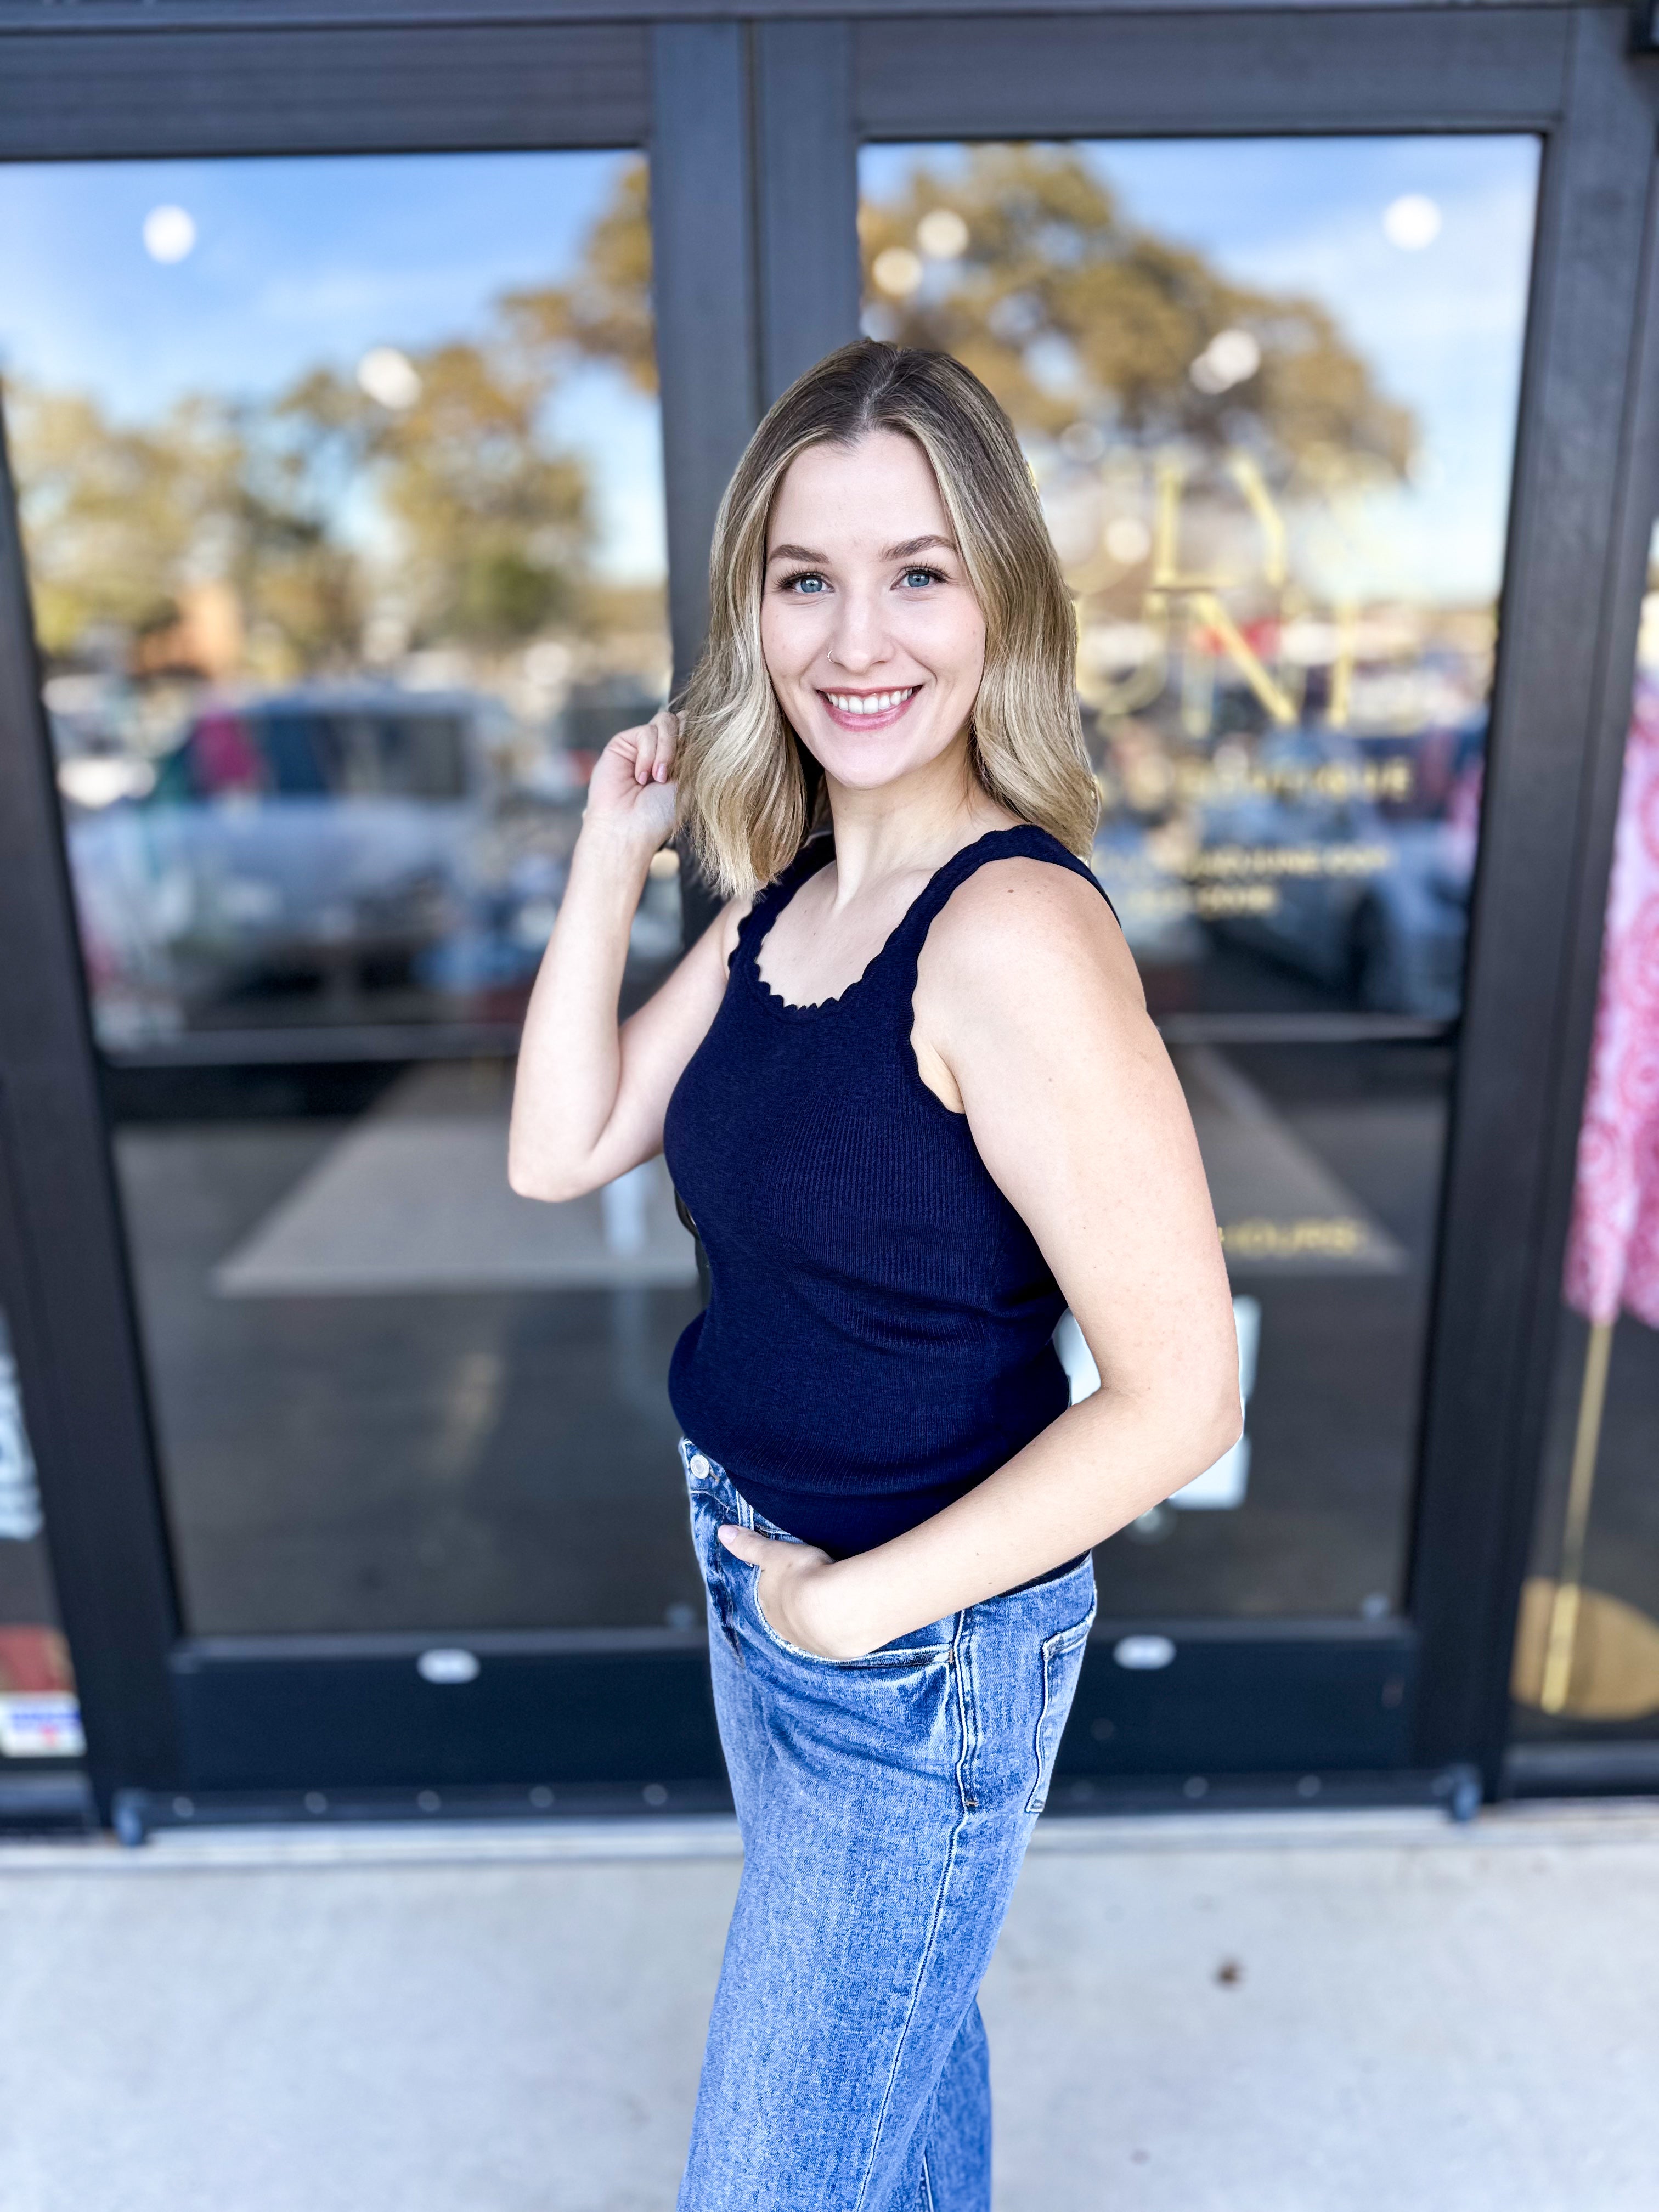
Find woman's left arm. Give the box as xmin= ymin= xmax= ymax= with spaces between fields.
xmin=719 ymin=856 xmax=1243 ymax=1658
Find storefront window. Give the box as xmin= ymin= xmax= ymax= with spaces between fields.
xmin=861 ymin=134 xmax=1539 ymax=1616
xmin=1 ymin=152 xmax=703 ymax=1637
xmin=1511 ymin=544 xmax=1659 ymax=1745
xmin=3 ymin=150 xmax=670 ymax=1053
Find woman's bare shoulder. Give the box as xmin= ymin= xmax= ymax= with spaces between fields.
xmin=924 ymin=851 xmax=1142 ymax=1009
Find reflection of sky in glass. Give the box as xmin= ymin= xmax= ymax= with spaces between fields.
xmin=862 ymin=136 xmax=1539 ymax=606
xmin=0 ymin=152 xmax=665 ymax=583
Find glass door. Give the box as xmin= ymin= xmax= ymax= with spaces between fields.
xmin=0 ymin=142 xmax=731 ymax=1805
xmin=854 ymin=121 xmax=1543 ymax=1792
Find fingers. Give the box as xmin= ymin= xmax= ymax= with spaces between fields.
xmin=715 ymin=1525 xmax=832 ymax=1573
xmin=631 ymin=706 xmax=680 ymax=787
xmin=715 ymin=1523 xmax=775 ymax=1566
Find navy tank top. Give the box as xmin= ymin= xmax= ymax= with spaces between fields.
xmin=662 ymin=821 xmax=1120 ymax=1558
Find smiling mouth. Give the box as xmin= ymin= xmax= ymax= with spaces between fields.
xmin=819 ymin=686 xmax=922 ymax=724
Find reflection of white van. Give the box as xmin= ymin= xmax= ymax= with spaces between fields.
xmin=67 ymin=685 xmax=580 ymax=1040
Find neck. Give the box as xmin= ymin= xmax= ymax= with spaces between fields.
xmin=817 ymin=733 xmax=1013 ymax=904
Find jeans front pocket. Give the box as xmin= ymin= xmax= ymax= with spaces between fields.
xmin=742 ymin=1560 xmax=842 ymax=1666
xmin=739 ymin=1558 xmax=956 ymax=1673
xmin=1025 ymin=1605 xmax=1097 ymax=1814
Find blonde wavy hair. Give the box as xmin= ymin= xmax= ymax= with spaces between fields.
xmin=673 ymin=339 xmax=1099 ymax=900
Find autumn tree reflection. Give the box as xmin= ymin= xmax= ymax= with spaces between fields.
xmin=7 ymin=158 xmax=656 ymax=690
xmin=858 ymin=145 xmax=1412 ymax=479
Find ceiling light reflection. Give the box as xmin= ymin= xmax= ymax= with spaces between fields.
xmin=872 ymin=247 xmax=924 ymax=298
xmin=916 ymin=209 xmax=969 ymax=260
xmin=1189 ymin=328 xmax=1261 ymax=396
xmin=142 ymin=205 xmax=196 ymax=264
xmin=356 ymin=346 xmax=422 ymax=410
xmin=1383 ymin=194 xmax=1442 ymax=250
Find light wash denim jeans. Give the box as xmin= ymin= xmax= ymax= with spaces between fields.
xmin=676 ymin=1434 xmax=1097 ymax=2212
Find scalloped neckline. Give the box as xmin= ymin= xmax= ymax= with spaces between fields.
xmin=744 ymin=826 xmax=1024 ymax=1019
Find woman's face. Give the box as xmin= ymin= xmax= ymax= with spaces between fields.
xmin=760 ymin=430 xmax=986 ymax=794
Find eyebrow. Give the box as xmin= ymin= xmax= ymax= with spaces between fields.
xmin=765 ymin=534 xmax=957 ymax=566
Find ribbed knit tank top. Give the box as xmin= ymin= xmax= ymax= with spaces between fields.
xmin=662 ymin=820 xmax=1120 ymax=1558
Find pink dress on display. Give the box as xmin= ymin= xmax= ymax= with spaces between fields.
xmin=1564 ymin=677 xmax=1659 ymax=1330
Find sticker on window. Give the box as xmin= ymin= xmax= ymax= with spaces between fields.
xmin=0 ymin=1692 xmax=86 ymax=1758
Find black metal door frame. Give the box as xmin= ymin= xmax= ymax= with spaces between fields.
xmin=0 ymin=3 xmax=1654 ymax=1826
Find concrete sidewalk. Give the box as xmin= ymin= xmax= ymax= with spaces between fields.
xmin=1 ymin=1801 xmax=1655 ymax=2212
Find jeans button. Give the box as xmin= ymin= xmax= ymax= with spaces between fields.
xmin=690 ymin=1453 xmax=710 ymax=1479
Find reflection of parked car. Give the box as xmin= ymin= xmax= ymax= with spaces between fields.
xmin=66 ymin=685 xmax=593 ymax=1042
xmin=1199 ymin=721 xmax=1483 ymax=1019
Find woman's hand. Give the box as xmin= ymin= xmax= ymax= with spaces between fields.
xmin=581 ymin=706 xmax=680 ymax=856
xmin=716 ymin=1525 xmax=869 ymax=1659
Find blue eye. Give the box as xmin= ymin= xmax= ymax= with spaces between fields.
xmin=901 ymin=566 xmax=946 ymax=589
xmin=781 ymin=571 xmax=828 ymax=594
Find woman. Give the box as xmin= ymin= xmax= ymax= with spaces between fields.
xmin=509 ymin=340 xmax=1240 ymax=2210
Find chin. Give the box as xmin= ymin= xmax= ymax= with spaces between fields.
xmin=817 ymin=751 xmax=933 ymax=795
xmin=831 ymin=765 xmax=917 ymax=795
xmin=804 ymin=723 xmax=956 ymax=794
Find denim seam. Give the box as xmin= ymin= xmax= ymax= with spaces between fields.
xmin=692 ymin=1504 xmax=744 ymax=1666
xmin=955 ymin=1605 xmax=981 ymax=1818
xmin=915 ymin=2074 xmax=943 ymax=2212
xmin=1024 ymin=1611 xmax=1097 ymax=1815
xmin=851 ymin=1608 xmax=972 ymax=2212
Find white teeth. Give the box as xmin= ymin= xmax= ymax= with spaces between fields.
xmin=826 ymin=688 xmax=917 ymax=716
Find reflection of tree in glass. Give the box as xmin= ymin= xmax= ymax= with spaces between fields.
xmin=269 ymin=343 xmax=589 ymax=656
xmin=500 ymin=160 xmax=657 ymax=397
xmin=860 ymin=146 xmax=1413 ymax=482
xmin=6 ymin=159 xmax=655 ymax=679
xmin=9 ymin=387 xmax=247 ymax=659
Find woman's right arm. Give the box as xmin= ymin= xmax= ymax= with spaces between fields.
xmin=507 ymin=707 xmax=750 ymax=1202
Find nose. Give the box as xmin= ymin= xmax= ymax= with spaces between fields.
xmin=827 ymin=585 xmax=894 ymax=675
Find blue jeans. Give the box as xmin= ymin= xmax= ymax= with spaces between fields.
xmin=676 ymin=1435 xmax=1097 ymax=2212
